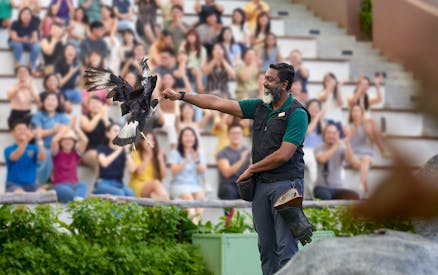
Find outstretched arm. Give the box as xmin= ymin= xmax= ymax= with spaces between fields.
xmin=161 ymin=88 xmax=243 ymax=117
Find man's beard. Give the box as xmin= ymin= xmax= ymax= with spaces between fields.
xmin=262 ymin=86 xmax=282 ymax=104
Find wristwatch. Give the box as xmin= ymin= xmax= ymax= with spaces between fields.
xmin=179 ymin=91 xmax=186 ymax=101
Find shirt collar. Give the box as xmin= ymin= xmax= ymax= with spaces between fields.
xmin=264 ymin=93 xmax=294 ymax=113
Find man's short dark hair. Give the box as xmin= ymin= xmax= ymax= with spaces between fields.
xmin=228 ymin=123 xmax=243 ymax=132
xmin=160 ymin=47 xmax=176 ymax=57
xmin=9 ymin=119 xmax=29 ymax=131
xmin=90 ymin=20 xmax=104 ymax=31
xmin=269 ymin=63 xmax=295 ymax=90
xmin=171 ymin=4 xmax=183 ymax=12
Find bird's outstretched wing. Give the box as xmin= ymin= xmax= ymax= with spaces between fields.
xmin=84 ymin=67 xmax=134 ymax=101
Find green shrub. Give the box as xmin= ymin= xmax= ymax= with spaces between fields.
xmin=0 ymin=200 xmax=210 ymax=274
xmin=304 ymin=206 xmax=414 ymax=236
xmin=360 ymin=0 xmax=373 ymax=37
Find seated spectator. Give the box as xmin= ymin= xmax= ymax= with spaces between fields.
xmin=169 ymin=127 xmax=206 ymax=221
xmin=32 ymin=93 xmax=70 ymax=184
xmin=178 ymin=103 xmax=212 ymax=137
xmin=319 ymin=72 xmax=343 ymax=124
xmin=50 ymin=0 xmax=74 ymax=23
xmin=155 ymin=50 xmax=179 ymax=79
xmin=51 ymin=124 xmax=88 ymax=202
xmin=289 ymin=49 xmax=309 ymax=94
xmin=19 ymin=0 xmax=41 ymax=25
xmin=160 ymin=0 xmax=183 ymax=27
xmin=55 ymin=44 xmax=82 ymax=103
xmin=196 ymin=11 xmax=221 ymax=50
xmin=244 ymin=0 xmax=270 ymax=32
xmin=148 ymin=30 xmax=174 ymax=67
xmin=157 ymin=73 xmax=181 ymax=150
xmin=129 ymin=131 xmax=169 ymax=199
xmin=79 ymin=21 xmax=109 ymax=64
xmin=81 ymin=50 xmax=111 ymax=109
xmin=291 ymin=79 xmax=307 ymax=104
xmin=80 ymin=96 xmax=110 ymax=168
xmin=202 ymin=43 xmax=235 ymax=99
xmin=179 ymin=28 xmax=206 ymax=93
xmin=67 ymin=7 xmax=89 ymax=51
xmin=250 ymin=11 xmax=271 ymax=52
xmin=217 ymin=26 xmax=242 ymax=67
xmin=303 ymin=99 xmax=325 ymax=198
xmin=217 ymin=123 xmax=250 ymax=200
xmin=257 ymin=32 xmax=281 ymax=73
xmin=7 ymin=66 xmax=40 ymax=128
xmin=344 ymin=105 xmax=385 ymax=194
xmin=0 ymin=0 xmax=15 ymax=29
xmin=347 ymin=74 xmax=384 ymax=118
xmin=211 ymin=111 xmax=235 ymax=155
xmin=120 ymin=43 xmax=146 ymax=78
xmin=235 ymin=48 xmax=259 ymax=100
xmin=78 ymin=0 xmax=102 ymax=23
xmin=313 ymin=123 xmax=359 ymax=200
xmin=194 ymin=0 xmax=223 ymax=26
xmin=135 ymin=0 xmax=160 ymax=44
xmin=101 ymin=5 xmax=120 ymax=72
xmin=40 ymin=5 xmax=66 ymax=38
xmin=230 ymin=8 xmax=251 ymax=53
xmin=113 ymin=0 xmax=135 ymax=32
xmin=173 ymin=50 xmax=192 ymax=91
xmin=39 ymin=73 xmax=73 ymax=113
xmin=164 ymin=4 xmax=189 ymax=52
xmin=8 ymin=7 xmax=41 ymax=75
xmin=117 ymin=29 xmax=139 ymax=69
xmin=93 ymin=123 xmax=135 ymax=196
xmin=4 ymin=121 xmax=46 ymax=193
xmin=40 ymin=22 xmax=66 ymax=75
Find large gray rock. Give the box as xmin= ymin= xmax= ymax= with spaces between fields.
xmin=277 ymin=154 xmax=438 ymax=275
xmin=276 ymin=230 xmax=438 ymax=275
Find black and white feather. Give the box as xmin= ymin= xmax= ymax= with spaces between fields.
xmin=84 ymin=57 xmax=158 ymax=146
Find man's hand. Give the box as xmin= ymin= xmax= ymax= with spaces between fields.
xmin=236 ymin=166 xmax=254 ymax=183
xmin=161 ymin=88 xmax=181 ymax=101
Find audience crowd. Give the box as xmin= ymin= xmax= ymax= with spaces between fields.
xmin=2 ymin=0 xmax=388 ymax=206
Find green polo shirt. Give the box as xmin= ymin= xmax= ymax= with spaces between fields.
xmin=238 ymin=95 xmax=308 ymax=146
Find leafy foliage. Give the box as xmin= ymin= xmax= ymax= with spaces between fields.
xmin=360 ymin=0 xmax=373 ymax=37
xmin=0 ymin=200 xmax=210 ymax=274
xmin=304 ymin=206 xmax=414 ymax=236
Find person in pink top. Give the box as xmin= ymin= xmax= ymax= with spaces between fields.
xmin=50 ymin=120 xmax=88 ymax=202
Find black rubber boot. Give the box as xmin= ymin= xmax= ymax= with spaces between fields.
xmin=274 ymin=188 xmax=313 ymax=246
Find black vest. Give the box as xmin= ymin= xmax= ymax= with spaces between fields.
xmin=252 ymin=99 xmax=310 ymax=182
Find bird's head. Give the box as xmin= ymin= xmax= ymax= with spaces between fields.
xmin=140 ymin=57 xmax=152 ymax=80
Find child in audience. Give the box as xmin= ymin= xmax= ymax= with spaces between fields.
xmin=51 ymin=121 xmax=88 ymax=202
xmin=93 ymin=123 xmax=135 ymax=196
xmin=129 ymin=131 xmax=169 ymax=200
xmin=4 ymin=121 xmax=46 ymax=193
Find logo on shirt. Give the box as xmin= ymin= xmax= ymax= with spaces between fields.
xmin=27 ymin=150 xmax=35 ymax=158
xmin=278 ymin=112 xmax=286 ymax=117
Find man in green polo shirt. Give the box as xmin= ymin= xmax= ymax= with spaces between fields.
xmin=162 ymin=63 xmax=312 ymax=275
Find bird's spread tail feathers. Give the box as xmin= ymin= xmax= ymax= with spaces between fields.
xmin=112 ymin=121 xmax=139 ymax=146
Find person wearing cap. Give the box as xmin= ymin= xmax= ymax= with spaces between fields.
xmin=50 ymin=122 xmax=88 ymax=202
xmin=162 ymin=63 xmax=311 ymax=275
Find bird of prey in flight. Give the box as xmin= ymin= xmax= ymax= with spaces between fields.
xmin=84 ymin=57 xmax=158 ymax=147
